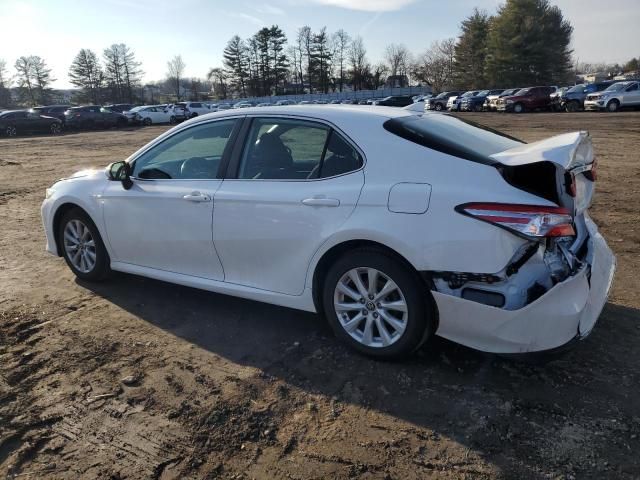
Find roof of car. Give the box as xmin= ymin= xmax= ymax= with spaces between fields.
xmin=186 ymin=104 xmax=416 ymax=125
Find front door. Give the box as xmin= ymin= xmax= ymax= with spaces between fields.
xmin=102 ymin=118 xmax=240 ymax=280
xmin=213 ymin=116 xmax=365 ymax=295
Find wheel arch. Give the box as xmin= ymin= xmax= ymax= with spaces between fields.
xmin=309 ymin=238 xmax=435 ymax=318
xmin=52 ymin=202 xmax=103 ymax=257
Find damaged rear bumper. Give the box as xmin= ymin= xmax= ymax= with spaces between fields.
xmin=432 ymin=216 xmax=615 ymax=354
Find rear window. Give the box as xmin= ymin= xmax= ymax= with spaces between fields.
xmin=383 ymin=114 xmax=524 ymax=165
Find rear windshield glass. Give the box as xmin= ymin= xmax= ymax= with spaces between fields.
xmin=383 ymin=114 xmax=524 ymax=165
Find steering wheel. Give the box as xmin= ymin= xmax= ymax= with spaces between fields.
xmin=180 ymin=157 xmax=212 ymax=179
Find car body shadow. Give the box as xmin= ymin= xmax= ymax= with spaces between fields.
xmin=79 ymin=272 xmax=640 ymax=479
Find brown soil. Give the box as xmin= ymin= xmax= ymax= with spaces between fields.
xmin=1 ymin=112 xmax=639 ymax=479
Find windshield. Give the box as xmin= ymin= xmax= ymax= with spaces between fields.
xmin=603 ymin=82 xmax=627 ymax=92
xmin=567 ymin=84 xmax=586 ymax=93
xmin=129 ymin=106 xmax=144 ymax=112
xmin=435 ymin=92 xmax=448 ymax=99
xmin=514 ymin=88 xmax=530 ymax=96
xmin=478 ymin=90 xmax=490 ymax=96
xmin=461 ymin=91 xmax=476 ymax=97
xmin=383 ymin=114 xmax=523 ymax=165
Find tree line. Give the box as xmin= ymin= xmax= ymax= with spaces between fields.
xmin=1 ymin=0 xmax=638 ymax=108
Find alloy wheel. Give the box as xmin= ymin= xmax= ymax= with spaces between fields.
xmin=333 ymin=267 xmax=408 ymax=348
xmin=63 ymin=219 xmax=97 ymax=273
xmin=50 ymin=123 xmax=61 ymax=134
xmin=6 ymin=126 xmax=17 ymax=137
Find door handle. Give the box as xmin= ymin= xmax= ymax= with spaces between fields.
xmin=183 ymin=191 xmax=211 ymax=202
xmin=302 ymin=197 xmax=340 ymax=207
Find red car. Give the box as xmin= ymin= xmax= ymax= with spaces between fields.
xmin=496 ymin=86 xmax=555 ymax=113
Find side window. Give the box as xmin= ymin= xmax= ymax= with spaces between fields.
xmin=132 ymin=120 xmax=237 ymax=180
xmin=238 ymin=118 xmax=329 ymax=180
xmin=318 ymin=131 xmax=363 ymax=178
xmin=191 ymin=103 xmax=202 ymax=108
xmin=626 ymin=83 xmax=638 ymax=92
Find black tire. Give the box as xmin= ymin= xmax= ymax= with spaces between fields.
xmin=322 ymin=248 xmax=436 ymax=359
xmin=58 ymin=207 xmax=111 ymax=282
xmin=513 ymin=102 xmax=524 ymax=113
xmin=50 ymin=123 xmax=62 ymax=135
xmin=435 ymin=103 xmax=443 ymax=111
xmin=143 ymin=117 xmax=152 ymax=126
xmin=606 ymin=100 xmax=619 ymax=112
xmin=565 ymin=100 xmax=580 ymax=113
xmin=5 ymin=125 xmax=17 ymax=137
xmin=191 ymin=112 xmax=198 ymax=118
xmin=474 ymin=103 xmax=483 ymax=112
xmin=169 ymin=116 xmax=177 ymax=124
xmin=116 ymin=117 xmax=128 ymax=128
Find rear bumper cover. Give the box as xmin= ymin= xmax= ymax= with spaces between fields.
xmin=432 ymin=216 xmax=615 ymax=354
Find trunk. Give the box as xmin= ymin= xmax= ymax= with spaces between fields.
xmin=434 ymin=132 xmax=598 ymax=311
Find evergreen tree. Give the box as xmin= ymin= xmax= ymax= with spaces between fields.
xmin=222 ymin=35 xmax=248 ymax=97
xmin=103 ymin=44 xmax=142 ymax=103
xmin=453 ymin=9 xmax=491 ymax=89
xmin=69 ymin=49 xmax=103 ymax=104
xmin=485 ymin=0 xmax=573 ymax=87
xmin=311 ymin=27 xmax=332 ymax=93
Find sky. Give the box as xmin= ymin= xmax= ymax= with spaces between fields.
xmin=0 ymin=0 xmax=637 ymax=89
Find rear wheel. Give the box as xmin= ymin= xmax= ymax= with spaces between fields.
xmin=50 ymin=123 xmax=61 ymax=135
xmin=322 ymin=248 xmax=435 ymax=359
xmin=606 ymin=100 xmax=620 ymax=112
xmin=58 ymin=208 xmax=111 ymax=281
xmin=513 ymin=102 xmax=524 ymax=113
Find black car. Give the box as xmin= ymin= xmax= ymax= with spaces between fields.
xmin=30 ymin=105 xmax=71 ymax=125
xmin=64 ymin=106 xmax=128 ymax=129
xmin=0 ymin=110 xmax=63 ymax=136
xmin=426 ymin=91 xmax=462 ymax=111
xmin=375 ymin=95 xmax=414 ymax=107
xmin=103 ymin=103 xmax=135 ymax=113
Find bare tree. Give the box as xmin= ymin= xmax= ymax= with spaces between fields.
xmin=0 ymin=59 xmax=11 ymax=107
xmin=298 ymin=26 xmax=313 ymax=92
xmin=14 ymin=56 xmax=53 ymax=106
xmin=207 ymin=67 xmax=228 ymax=99
xmin=348 ymin=36 xmax=368 ymax=91
xmin=412 ymin=39 xmax=456 ymax=92
xmin=384 ymin=43 xmax=411 ymax=80
xmin=167 ymin=55 xmax=186 ymax=101
xmin=332 ymin=29 xmax=350 ymax=92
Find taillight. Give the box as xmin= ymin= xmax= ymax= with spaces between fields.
xmin=584 ymin=158 xmax=597 ymax=181
xmin=456 ymin=203 xmax=575 ymax=238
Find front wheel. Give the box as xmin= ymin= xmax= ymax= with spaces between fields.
xmin=143 ymin=117 xmax=152 ymax=126
xmin=322 ymin=249 xmax=435 ymax=359
xmin=606 ymin=100 xmax=620 ymax=112
xmin=58 ymin=208 xmax=111 ymax=281
xmin=50 ymin=123 xmax=62 ymax=135
xmin=435 ymin=103 xmax=443 ymax=111
xmin=169 ymin=116 xmax=177 ymax=124
xmin=5 ymin=125 xmax=17 ymax=137
xmin=513 ymin=103 xmax=524 ymax=113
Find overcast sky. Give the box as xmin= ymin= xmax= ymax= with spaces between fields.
xmin=1 ymin=0 xmax=637 ymax=89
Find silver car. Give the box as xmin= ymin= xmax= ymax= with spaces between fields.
xmin=584 ymin=81 xmax=640 ymax=112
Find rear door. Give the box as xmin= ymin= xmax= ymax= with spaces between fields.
xmin=213 ymin=116 xmax=365 ymax=295
xmin=622 ymin=82 xmax=640 ymax=106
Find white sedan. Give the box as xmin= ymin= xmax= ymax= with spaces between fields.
xmin=124 ymin=105 xmax=177 ymax=125
xmin=41 ymin=106 xmax=615 ymax=359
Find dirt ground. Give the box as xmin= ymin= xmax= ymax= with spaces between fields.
xmin=1 ymin=112 xmax=639 ymax=480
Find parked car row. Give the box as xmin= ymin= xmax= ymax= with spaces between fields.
xmin=426 ymin=80 xmax=640 ymax=113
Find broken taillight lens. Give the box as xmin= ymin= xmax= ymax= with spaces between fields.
xmin=584 ymin=158 xmax=597 ymax=181
xmin=457 ymin=203 xmax=575 ymax=238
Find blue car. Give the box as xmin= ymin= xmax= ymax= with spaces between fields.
xmin=460 ymin=89 xmax=504 ymax=112
xmin=451 ymin=90 xmax=480 ymax=111
xmin=560 ymin=81 xmax=616 ymax=112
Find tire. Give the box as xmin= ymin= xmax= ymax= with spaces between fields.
xmin=116 ymin=117 xmax=128 ymax=128
xmin=474 ymin=103 xmax=483 ymax=112
xmin=50 ymin=123 xmax=62 ymax=135
xmin=58 ymin=208 xmax=111 ymax=282
xmin=565 ymin=100 xmax=580 ymax=113
xmin=322 ymin=248 xmax=435 ymax=359
xmin=435 ymin=103 xmax=443 ymax=111
xmin=606 ymin=100 xmax=620 ymax=112
xmin=5 ymin=125 xmax=17 ymax=137
xmin=513 ymin=103 xmax=524 ymax=113
xmin=191 ymin=112 xmax=198 ymax=118
xmin=143 ymin=117 xmax=152 ymax=126
xmin=169 ymin=116 xmax=177 ymax=124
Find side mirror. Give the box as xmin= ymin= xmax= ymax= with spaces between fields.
xmin=108 ymin=160 xmax=133 ymax=190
